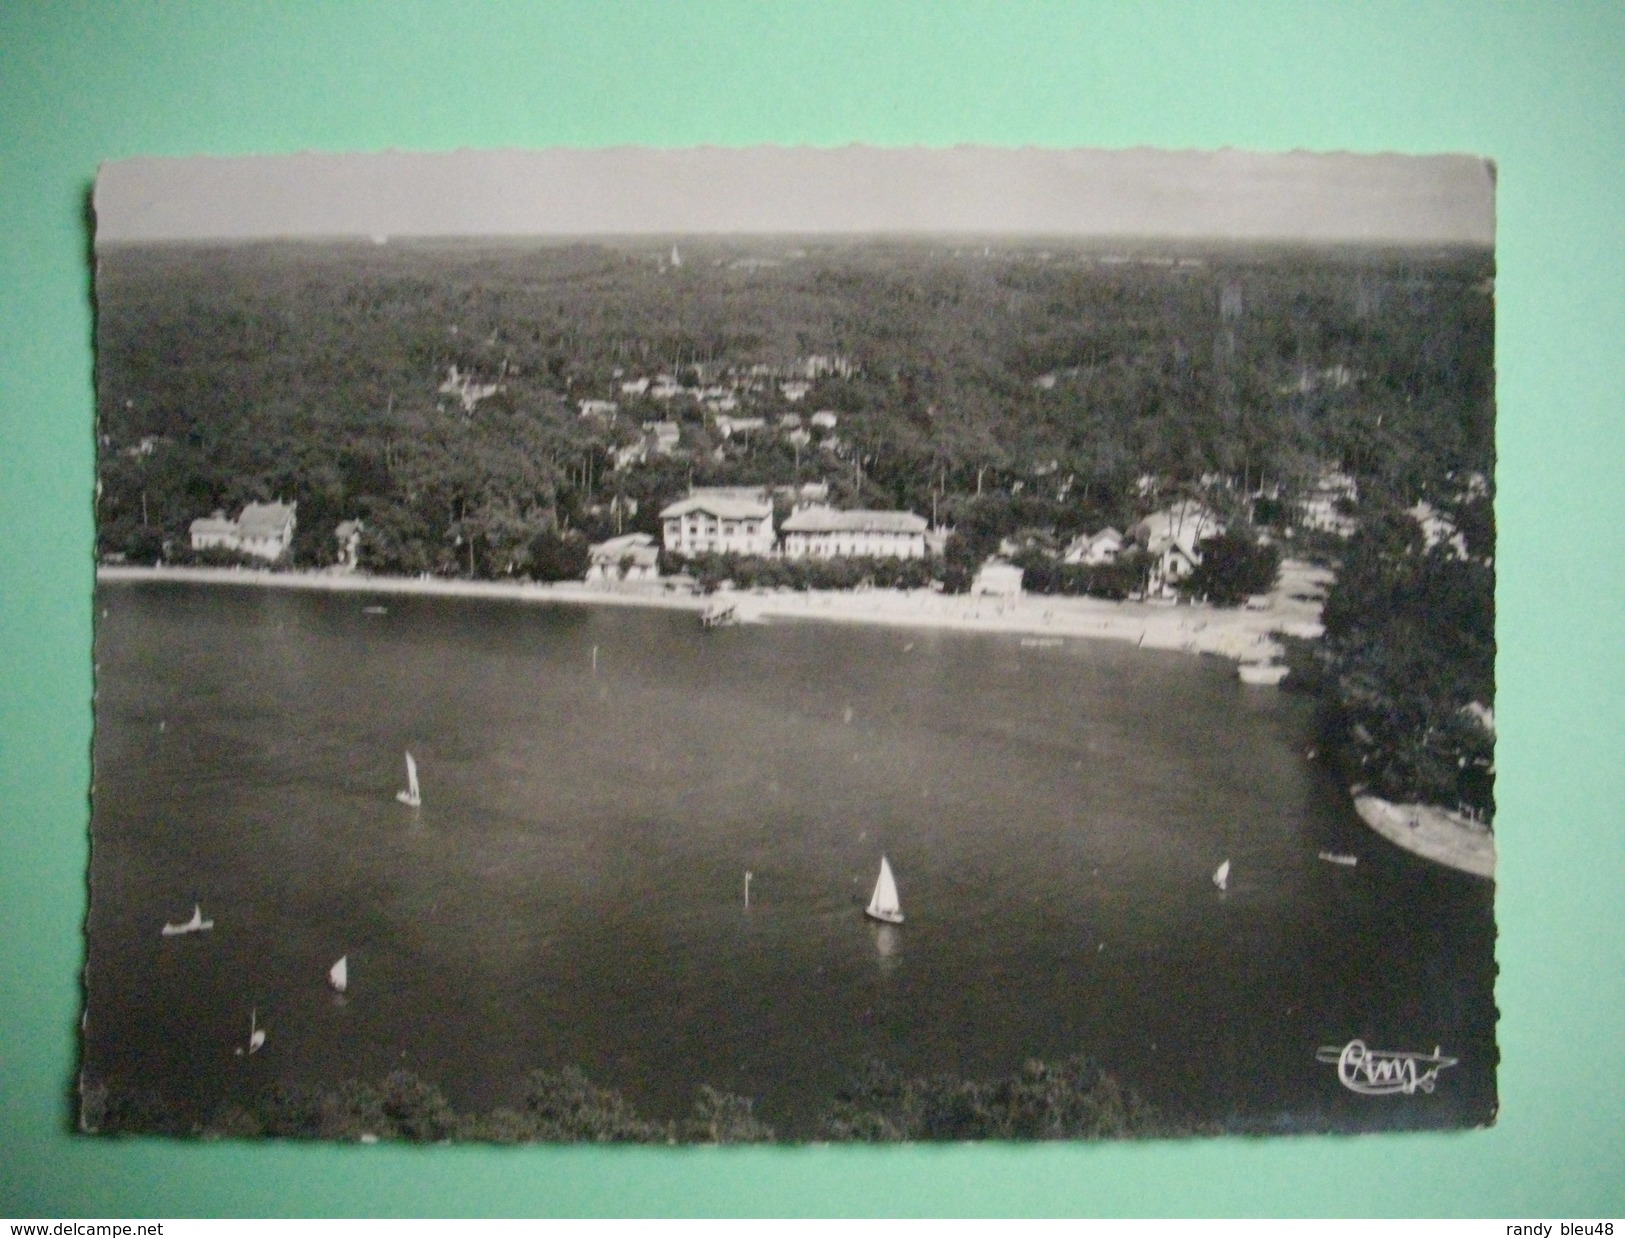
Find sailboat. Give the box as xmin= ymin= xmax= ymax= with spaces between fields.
xmin=236 ymin=1008 xmax=266 ymax=1056
xmin=161 ymin=903 xmax=215 ymax=936
xmin=1212 ymin=859 xmax=1231 ymax=892
xmin=329 ymin=955 xmax=348 ymax=993
xmin=395 ymin=751 xmax=421 ymax=807
xmin=864 ymin=856 xmax=904 ymax=924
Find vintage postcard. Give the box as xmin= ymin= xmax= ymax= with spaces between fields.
xmin=85 ymin=147 xmax=1497 ymax=1142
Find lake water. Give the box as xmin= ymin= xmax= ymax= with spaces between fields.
xmin=86 ymin=581 xmax=1498 ymax=1138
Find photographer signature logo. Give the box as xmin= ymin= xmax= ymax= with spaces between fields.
xmin=1316 ymin=1040 xmax=1458 ymax=1095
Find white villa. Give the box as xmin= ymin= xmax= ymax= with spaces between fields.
xmin=1063 ymin=527 xmax=1124 ymax=565
xmin=188 ymin=513 xmax=239 ymax=552
xmin=1132 ymin=500 xmax=1225 ymax=596
xmin=188 ymin=500 xmax=298 ymax=561
xmin=659 ymin=492 xmax=776 ymax=557
xmin=780 ymin=506 xmax=928 ymax=560
xmin=586 ymin=532 xmax=661 ymax=584
xmin=614 ymin=421 xmax=683 ymax=470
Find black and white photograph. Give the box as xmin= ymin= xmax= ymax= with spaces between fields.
xmin=85 ymin=146 xmax=1498 ymax=1143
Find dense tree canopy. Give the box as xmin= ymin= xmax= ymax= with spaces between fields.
xmin=95 ymin=237 xmax=1494 ymax=576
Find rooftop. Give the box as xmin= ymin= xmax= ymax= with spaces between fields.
xmin=781 ymin=506 xmax=927 ymax=534
xmin=237 ymin=501 xmax=297 ymax=536
xmin=660 ymin=495 xmax=773 ymax=520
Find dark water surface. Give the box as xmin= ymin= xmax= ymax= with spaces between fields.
xmin=86 ymin=582 xmax=1497 ymax=1137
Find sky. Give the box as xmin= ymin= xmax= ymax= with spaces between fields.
xmin=94 ymin=146 xmax=1496 ymax=245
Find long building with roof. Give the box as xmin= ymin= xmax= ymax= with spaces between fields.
xmin=780 ymin=506 xmax=928 ymax=560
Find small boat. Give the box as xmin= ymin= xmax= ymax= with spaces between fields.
xmin=1237 ymin=662 xmax=1289 ymax=686
xmin=1212 ymin=859 xmax=1231 ymax=891
xmin=362 ymin=605 xmax=388 ymax=615
xmin=235 ymin=1008 xmax=266 ymax=1057
xmin=329 ymin=955 xmax=349 ymax=993
xmin=161 ymin=903 xmax=215 ymax=937
xmin=865 ymin=856 xmax=904 ymax=924
xmin=1318 ymin=851 xmax=1359 ymax=867
xmin=395 ymin=751 xmax=421 ymax=807
xmin=700 ymin=602 xmax=739 ymax=629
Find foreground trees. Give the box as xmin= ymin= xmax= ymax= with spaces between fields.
xmin=88 ymin=1052 xmax=1178 ymax=1143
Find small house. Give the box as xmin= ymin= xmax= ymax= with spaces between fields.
xmin=586 ymin=533 xmax=660 ymax=584
xmin=333 ymin=519 xmax=363 ymax=570
xmin=1299 ymin=470 xmax=1358 ymax=537
xmin=236 ymin=501 xmax=298 ymax=561
xmin=1063 ymin=527 xmax=1124 ymax=566
xmin=715 ymin=415 xmax=766 ymax=440
xmin=189 ymin=511 xmax=239 ymax=553
xmin=971 ymin=559 xmax=1024 ymax=598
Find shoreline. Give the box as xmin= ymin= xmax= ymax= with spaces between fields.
xmin=1353 ymin=794 xmax=1497 ymax=880
xmin=96 ymin=561 xmax=1330 ymax=662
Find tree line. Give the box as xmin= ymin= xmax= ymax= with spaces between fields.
xmin=84 ymin=1051 xmax=1183 ymax=1143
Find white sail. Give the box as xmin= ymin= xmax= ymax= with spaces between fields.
xmin=1213 ymin=859 xmax=1231 ymax=891
xmin=248 ymin=1008 xmax=265 ymax=1054
xmin=396 ymin=751 xmax=421 ymax=807
xmin=865 ymin=856 xmax=904 ymax=924
xmin=161 ymin=903 xmax=214 ymax=936
xmin=329 ymin=955 xmax=348 ymax=993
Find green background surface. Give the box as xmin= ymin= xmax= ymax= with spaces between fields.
xmin=2 ymin=1 xmax=1620 ymax=1217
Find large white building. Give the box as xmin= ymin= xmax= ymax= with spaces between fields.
xmin=188 ymin=501 xmax=298 ymax=561
xmin=659 ymin=493 xmax=776 ymax=557
xmin=780 ymin=506 xmax=928 ymax=560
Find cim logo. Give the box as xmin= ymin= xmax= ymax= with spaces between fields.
xmin=1316 ymin=1039 xmax=1459 ymax=1095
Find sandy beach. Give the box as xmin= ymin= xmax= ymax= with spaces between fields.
xmin=97 ymin=559 xmax=1331 ymax=664
xmin=1353 ymin=794 xmax=1497 ymax=879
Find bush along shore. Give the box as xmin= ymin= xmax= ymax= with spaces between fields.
xmin=81 ymin=1053 xmax=1193 ymax=1144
